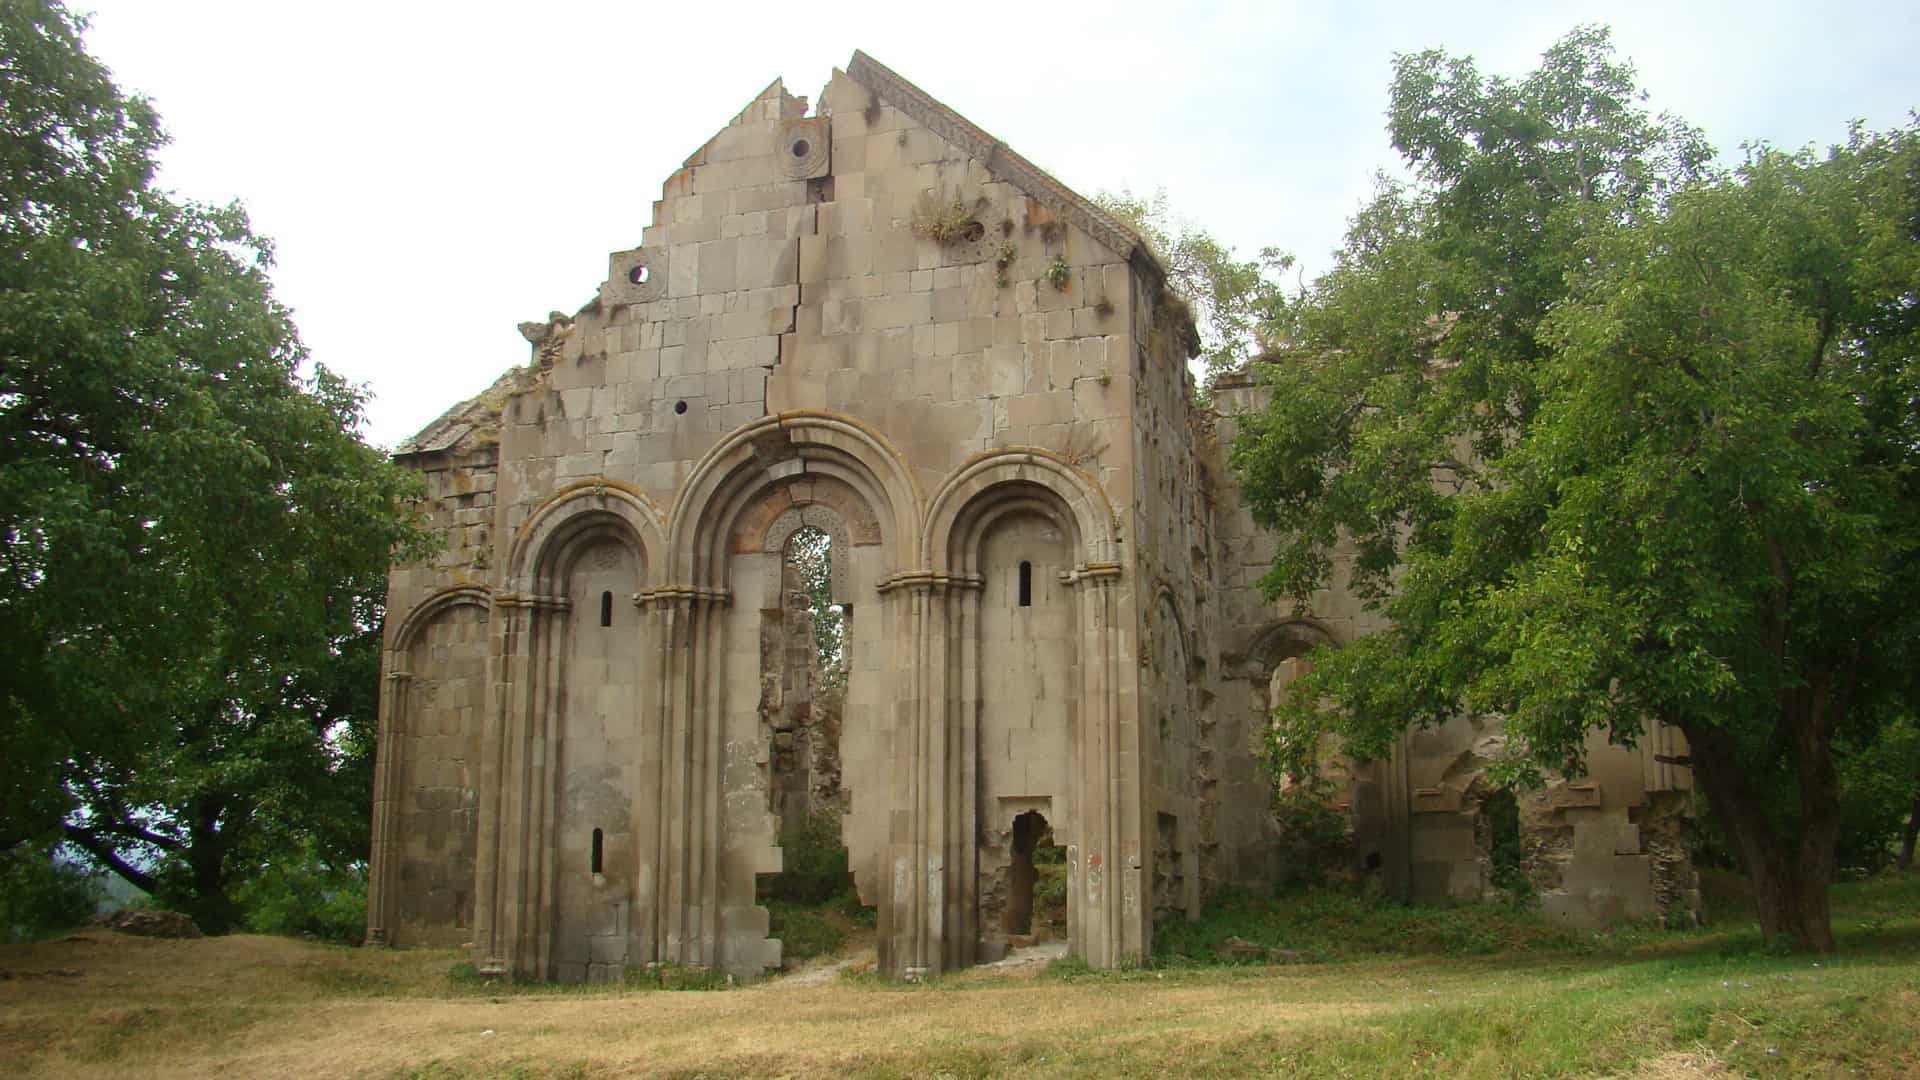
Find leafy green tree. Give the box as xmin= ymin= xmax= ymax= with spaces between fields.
xmin=1096 ymin=188 xmax=1293 ymax=377
xmin=0 ymin=1 xmax=431 ymax=930
xmin=0 ymin=844 xmax=101 ymax=941
xmin=1232 ymin=26 xmax=1919 ymax=950
xmin=1836 ymin=713 xmax=1920 ymax=875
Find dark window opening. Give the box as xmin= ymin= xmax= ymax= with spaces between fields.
xmin=590 ymin=828 xmax=604 ymax=874
xmin=627 ymin=264 xmax=650 ymax=284
xmin=1018 ymin=561 xmax=1032 ymax=607
xmin=791 ymin=137 xmax=811 ymax=158
xmin=600 ymin=590 xmax=613 ymax=627
xmin=674 ymin=399 xmax=688 ymax=415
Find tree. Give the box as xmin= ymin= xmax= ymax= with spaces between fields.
xmin=0 ymin=1 xmax=432 ymax=929
xmin=1095 ymin=188 xmax=1292 ymax=377
xmin=1231 ymin=25 xmax=1920 ymax=951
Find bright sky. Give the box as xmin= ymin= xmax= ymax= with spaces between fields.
xmin=76 ymin=0 xmax=1918 ymax=448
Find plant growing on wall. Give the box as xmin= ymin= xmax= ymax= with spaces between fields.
xmin=1044 ymin=254 xmax=1072 ymax=291
xmin=1095 ymin=188 xmax=1292 ymax=377
xmin=909 ymin=191 xmax=982 ymax=246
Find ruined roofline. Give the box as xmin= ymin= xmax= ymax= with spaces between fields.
xmin=394 ymin=54 xmax=1185 ymax=457
xmin=843 ymin=50 xmax=1169 ymax=293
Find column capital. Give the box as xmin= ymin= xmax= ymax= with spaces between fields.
xmin=1059 ymin=561 xmax=1123 ymax=588
xmin=875 ymin=569 xmax=984 ymax=595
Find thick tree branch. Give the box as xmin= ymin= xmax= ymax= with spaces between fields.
xmin=62 ymin=824 xmax=159 ymax=894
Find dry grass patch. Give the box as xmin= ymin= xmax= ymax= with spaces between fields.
xmin=6 ymin=877 xmax=1920 ymax=1078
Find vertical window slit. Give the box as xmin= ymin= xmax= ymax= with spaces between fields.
xmin=591 ymin=828 xmax=604 ymax=874
xmin=1018 ymin=561 xmax=1032 ymax=607
xmin=600 ymin=590 xmax=613 ymax=626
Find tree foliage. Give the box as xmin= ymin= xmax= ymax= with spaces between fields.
xmin=0 ymin=1 xmax=432 ymax=930
xmin=785 ymin=525 xmax=846 ymax=690
xmin=1232 ymin=25 xmax=1920 ymax=950
xmin=1096 ymin=188 xmax=1293 ymax=376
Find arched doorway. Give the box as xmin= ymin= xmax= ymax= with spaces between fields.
xmin=1002 ymin=810 xmax=1065 ymax=940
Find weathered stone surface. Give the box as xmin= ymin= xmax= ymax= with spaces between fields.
xmin=370 ymin=52 xmax=1696 ymax=986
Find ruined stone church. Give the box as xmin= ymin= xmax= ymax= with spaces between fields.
xmin=368 ymin=52 xmax=1698 ymax=981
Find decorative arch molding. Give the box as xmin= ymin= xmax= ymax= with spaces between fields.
xmin=1239 ymin=617 xmax=1340 ymax=675
xmin=505 ymin=479 xmax=666 ymax=596
xmin=668 ymin=411 xmax=921 ymax=589
xmin=922 ymin=447 xmax=1118 ymax=578
xmin=392 ymin=584 xmax=494 ymax=658
xmin=1148 ymin=581 xmax=1195 ymax=679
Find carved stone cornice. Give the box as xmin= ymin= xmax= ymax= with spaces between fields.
xmin=876 ymin=570 xmax=985 ymax=595
xmin=492 ymin=592 xmax=571 ymax=611
xmin=1060 ymin=562 xmax=1123 ymax=588
xmin=634 ymin=585 xmax=733 ymax=609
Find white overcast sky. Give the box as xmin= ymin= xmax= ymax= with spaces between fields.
xmin=75 ymin=0 xmax=1918 ymax=448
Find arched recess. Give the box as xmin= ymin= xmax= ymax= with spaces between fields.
xmin=670 ymin=412 xmax=920 ymax=588
xmin=1240 ymin=618 xmax=1401 ymax=894
xmin=506 ymin=479 xmax=666 ymax=596
xmin=652 ymin=411 xmax=918 ymax=976
xmin=476 ymin=483 xmax=658 ymax=983
xmin=923 ymin=448 xmax=1114 ymax=576
xmin=911 ymin=448 xmax=1138 ymax=972
xmin=1146 ymin=585 xmax=1200 ymax=924
xmin=370 ymin=585 xmax=493 ymax=948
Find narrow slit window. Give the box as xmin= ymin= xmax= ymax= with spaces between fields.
xmin=600 ymin=590 xmax=613 ymax=627
xmin=591 ymin=828 xmax=604 ymax=874
xmin=1018 ymin=561 xmax=1032 ymax=607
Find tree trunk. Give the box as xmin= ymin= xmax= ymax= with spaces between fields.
xmin=1681 ymin=718 xmax=1837 ymax=952
xmin=1898 ymin=784 xmax=1920 ymax=871
xmin=182 ymin=794 xmax=243 ymax=933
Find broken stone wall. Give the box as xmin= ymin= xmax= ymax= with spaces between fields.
xmin=1203 ymin=371 xmax=1697 ymax=927
xmin=1128 ymin=292 xmax=1214 ymax=924
xmin=375 ymin=53 xmax=1185 ymax=980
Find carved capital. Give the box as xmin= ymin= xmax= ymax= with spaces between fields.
xmin=876 ymin=569 xmax=984 ymax=595
xmin=635 ymin=584 xmax=733 ymax=609
xmin=1060 ymin=561 xmax=1123 ymax=588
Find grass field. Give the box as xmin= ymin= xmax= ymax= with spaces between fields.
xmin=2 ymin=875 xmax=1916 ymax=1078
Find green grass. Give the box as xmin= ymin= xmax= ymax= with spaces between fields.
xmin=1153 ymin=870 xmax=1920 ymax=967
xmin=1153 ymin=886 xmax=1593 ymax=964
xmin=767 ymin=887 xmax=874 ymax=966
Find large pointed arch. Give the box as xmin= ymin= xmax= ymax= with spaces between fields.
xmin=667 ymin=411 xmax=921 ymax=588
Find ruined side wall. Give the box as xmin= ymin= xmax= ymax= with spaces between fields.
xmin=1127 ymin=297 xmax=1215 ymax=921
xmin=1205 ymin=372 xmax=1697 ymax=927
xmin=1206 ymin=373 xmax=1396 ymax=890
xmin=372 ymin=446 xmax=498 ymax=948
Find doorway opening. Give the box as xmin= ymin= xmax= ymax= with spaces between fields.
xmin=1003 ymin=810 xmax=1066 ymax=939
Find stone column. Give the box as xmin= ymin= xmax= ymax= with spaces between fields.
xmin=365 ymin=667 xmax=410 ymax=946
xmin=648 ymin=586 xmax=731 ymax=968
xmin=1066 ymin=562 xmax=1144 ymax=967
xmin=872 ymin=572 xmax=980 ymax=977
xmin=473 ymin=593 xmax=566 ymax=978
xmin=469 ymin=595 xmax=525 ymax=975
